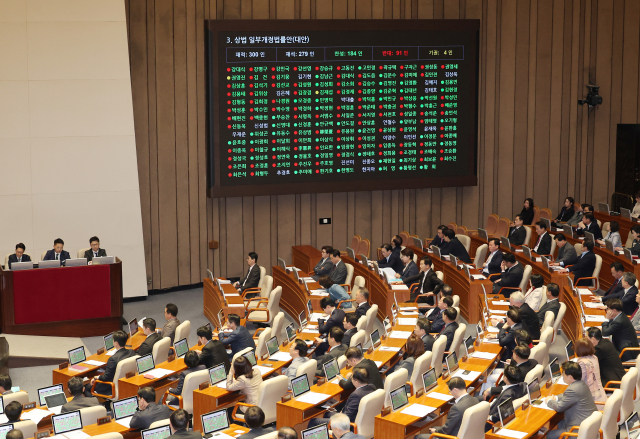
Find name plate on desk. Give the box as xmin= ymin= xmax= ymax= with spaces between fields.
xmin=521 ymin=400 xmax=530 ymax=411
xmin=199 ymin=382 xmax=210 ymax=391
xmin=317 ymin=378 xmax=326 ymax=386
xmin=282 ymin=394 xmax=292 ymax=403
xmin=36 ymin=431 xmax=51 ymax=439
xmin=416 ymin=389 xmax=424 ymax=398
xmin=59 ymin=361 xmax=68 ymax=370
xmin=126 ymin=371 xmax=135 ymax=378
xmin=97 ymin=348 xmax=105 ymax=355
xmin=442 ymin=370 xmax=449 ymax=380
xmin=97 ymin=416 xmax=111 ymax=425
xmin=24 ymin=402 xmax=36 ymax=410
xmin=168 ymin=354 xmax=176 ymax=362
xmin=381 ymin=406 xmax=392 ymax=417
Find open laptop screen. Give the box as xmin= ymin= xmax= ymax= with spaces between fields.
xmin=104 ymin=332 xmax=115 ymax=351
xmin=242 ymin=350 xmax=257 ymax=366
xmin=266 ymin=336 xmax=280 ymax=357
xmin=201 ymin=409 xmax=230 ymax=435
xmin=422 ymin=368 xmax=437 ymax=392
xmin=44 ymin=393 xmax=68 ymax=410
xmin=52 ymin=410 xmax=83 ymax=435
xmin=141 ymin=425 xmax=171 ymax=439
xmin=38 ymin=384 xmax=64 ymax=407
xmin=322 ymin=358 xmax=340 ymax=381
xmin=128 ymin=318 xmax=138 ymax=337
xmin=113 ymin=396 xmax=138 ymax=420
xmin=285 ymin=323 xmax=296 ymax=342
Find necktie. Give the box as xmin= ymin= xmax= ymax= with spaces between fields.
xmin=55 ymin=253 xmax=59 ymax=260
xmin=95 ymin=252 xmax=98 ymax=257
xmin=535 ymin=235 xmax=542 ymax=249
xmin=18 ymin=258 xmax=21 ymax=263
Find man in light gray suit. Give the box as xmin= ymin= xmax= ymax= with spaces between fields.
xmin=330 ymin=413 xmax=366 ymax=439
xmin=312 ymin=245 xmax=335 ymax=281
xmin=61 ymin=377 xmax=99 ymax=413
xmin=160 ymin=303 xmax=180 ymax=344
xmin=553 ymin=234 xmax=577 ymax=266
xmin=546 ymin=361 xmax=597 ymax=439
xmin=329 ymin=249 xmax=348 ymax=284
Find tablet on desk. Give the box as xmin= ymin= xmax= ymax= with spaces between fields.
xmin=302 ymin=423 xmax=329 ymax=439
xmin=44 ymin=392 xmax=67 ymax=412
xmin=113 ymin=396 xmax=138 ymax=421
xmin=498 ymin=397 xmax=516 ymax=426
xmin=346 ymin=247 xmax=356 ymax=261
xmin=242 ymin=349 xmax=257 ymax=366
xmin=52 ymin=410 xmax=83 ymax=436
xmin=103 ymin=332 xmax=115 ymax=352
xmin=209 ymin=363 xmax=227 ymax=386
xmin=174 ymin=338 xmax=189 ymax=358
xmin=68 ymin=346 xmax=86 ymax=370
xmin=10 ymin=261 xmax=33 ymax=271
xmin=291 ymin=374 xmax=311 ymax=399
xmin=136 ymin=354 xmax=155 ymax=375
xmin=445 ymin=352 xmax=459 ymax=374
xmin=141 ymin=425 xmax=171 ymax=439
xmin=65 ymin=258 xmax=87 ymax=267
xmin=322 ymin=357 xmax=340 ymax=382
xmin=390 ymin=384 xmax=409 ymax=412
xmin=128 ymin=318 xmax=138 ymax=337
xmin=0 ymin=425 xmax=13 ymax=439
xmin=39 ymin=260 xmax=61 ymax=269
xmin=370 ymin=329 xmax=381 ymax=349
xmin=285 ymin=323 xmax=296 ymax=343
xmin=527 ymin=377 xmax=542 ymax=405
xmin=201 ymin=408 xmax=230 ymax=438
xmin=549 ymin=358 xmax=561 ymax=384
xmin=422 ymin=368 xmax=437 ymax=393
xmin=478 ymin=228 xmax=488 ymax=242
xmin=38 ymin=384 xmax=64 ymax=407
xmin=266 ymin=336 xmax=280 ymax=360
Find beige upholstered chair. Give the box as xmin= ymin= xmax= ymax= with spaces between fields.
xmin=77 ymin=248 xmax=91 ymax=258
xmin=152 ymin=336 xmax=171 ymax=364
xmin=356 ymin=315 xmax=367 ymax=332
xmin=448 ymin=323 xmax=467 ymax=358
xmin=364 ymin=304 xmax=378 ymax=346
xmin=351 ymin=275 xmax=365 ymax=299
xmin=149 ymin=420 xmax=170 ymax=429
xmin=253 ymin=432 xmax=277 ymax=439
xmin=162 ymin=369 xmax=209 ymax=411
xmin=473 ymin=244 xmax=488 ymax=269
xmin=350 ymin=330 xmax=366 ymax=347
xmin=485 ymin=214 xmax=499 ymax=235
xmin=540 ymin=311 xmax=555 ymax=334
xmin=352 ymin=389 xmax=385 ymax=439
xmin=529 ymin=342 xmax=546 ymax=365
xmin=231 ymin=375 xmax=289 ymax=425
xmin=455 ymin=401 xmax=491 ymax=439
xmin=436 ymin=270 xmax=444 ymax=281
xmin=3 ymin=391 xmax=29 ymax=405
xmin=91 ymin=356 xmax=138 ymax=399
xmin=257 ymin=266 xmax=266 ymax=289
xmin=173 ymin=320 xmax=190 ymax=345
xmin=383 ymin=369 xmax=408 ymax=407
xmin=11 ymin=421 xmax=37 ymax=439
xmin=551 ymin=303 xmax=567 ymax=343
xmin=452 ymin=295 xmax=460 ymax=308
xmin=344 ymin=263 xmax=354 ymax=286
xmin=615 ymin=367 xmax=637 ymax=425
xmin=524 ymin=226 xmax=532 ymax=246
xmin=336 ymin=355 xmax=347 ymax=370
xmin=40 ymin=251 xmax=48 ymax=261
xmin=574 ymin=254 xmax=602 ymax=290
xmin=254 ymin=328 xmax=273 ymax=359
xmin=524 ymin=364 xmax=544 ymax=384
xmin=296 ymin=358 xmax=318 ymax=385
xmin=563 ymin=412 xmax=602 ymax=439
xmin=246 ymin=286 xmax=282 ymax=325
xmin=431 ymin=336 xmax=447 ymax=377
xmin=601 ymin=390 xmax=622 ymax=439
xmin=243 ymin=274 xmax=273 ymax=303
xmin=456 ymin=234 xmax=471 ymax=253
xmin=79 ymin=405 xmax=107 ymax=425
xmin=536 ymin=327 xmax=554 ymax=370
xmin=270 ymin=312 xmax=285 ymax=343
xmin=495 ymin=218 xmax=510 ymax=238
xmin=408 ymin=351 xmax=432 ymax=394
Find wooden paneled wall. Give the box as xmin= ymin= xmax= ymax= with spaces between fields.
xmin=125 ymin=0 xmax=640 ymax=290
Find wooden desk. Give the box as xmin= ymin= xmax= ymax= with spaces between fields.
xmin=203 ymin=278 xmax=247 ymax=328
xmin=292 ymin=245 xmax=323 ymax=274
xmin=82 ymin=417 xmax=249 ymax=438
xmin=560 ymin=286 xmax=607 ymax=342
xmin=276 ymin=380 xmax=349 ymax=429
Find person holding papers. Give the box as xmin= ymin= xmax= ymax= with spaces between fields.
xmin=160 ymin=303 xmax=180 ymax=344
xmin=339 ymin=347 xmax=383 ymax=390
xmin=135 ymin=318 xmax=161 ymax=357
xmin=482 ymin=239 xmax=503 ymax=277
xmin=533 ymin=221 xmax=552 ymax=255
xmin=311 ymin=246 xmax=334 ymax=280
xmin=214 ymin=314 xmax=256 ymax=358
xmin=440 ymin=229 xmax=471 ymax=263
xmin=329 ymin=249 xmax=348 ymax=283
xmin=536 ymin=283 xmax=561 ymax=327
xmin=576 ymin=213 xmax=603 ymax=241
xmin=354 ymin=289 xmax=371 ymax=319
xmin=507 ymin=215 xmax=527 ymax=246
xmin=130 ymin=387 xmax=171 ymax=430
xmin=318 ymin=275 xmax=351 ymax=306
xmin=43 ymin=238 xmax=70 ymax=264
xmin=7 ymin=243 xmax=30 ymax=269
xmin=5 ymin=401 xmax=22 ymax=424
xmin=480 ymin=365 xmax=525 ymax=431
xmin=226 ymin=356 xmax=263 ymax=407
xmin=545 ymin=362 xmax=598 ymax=439
xmin=169 ymin=409 xmax=201 ymax=439
xmin=61 ymin=377 xmax=99 ymax=413
xmin=166 ymin=351 xmax=205 ymax=406
xmin=394 ymin=248 xmax=419 ymax=282
xmin=523 ymin=274 xmax=545 ymax=313
xmin=601 ymin=298 xmax=639 ymax=362
xmin=195 ymin=325 xmax=230 ymax=370
xmin=88 ymin=330 xmax=134 ymax=396
xmin=414 ymin=318 xmax=435 ymax=352
xmin=405 ymin=256 xmax=444 ymax=304
xmin=234 ymin=252 xmax=260 ymax=292
xmin=557 ymin=239 xmax=597 ymax=286
xmin=420 ymin=377 xmax=479 ymax=438
xmin=314 ymin=327 xmax=347 ymax=377
xmin=283 ymin=340 xmax=309 ymax=389
xmin=342 ymin=314 xmax=358 ymax=346
xmin=492 ymin=253 xmax=524 ymax=296
xmin=84 ymin=236 xmax=107 ymax=263
xmin=552 ymin=234 xmax=577 ymax=266
xmin=377 ymin=243 xmax=403 ymax=273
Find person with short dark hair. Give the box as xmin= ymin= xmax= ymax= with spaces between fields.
xmin=234 ymin=252 xmax=260 ymax=292
xmin=169 ymin=409 xmax=200 ymax=439
xmin=490 ymin=309 xmax=523 ymax=362
xmin=43 ymin=238 xmax=70 ymax=263
xmin=166 ymin=351 xmax=206 ymax=406
xmin=329 ymin=249 xmax=348 ymax=283
xmin=587 ymin=327 xmax=626 ymax=386
xmin=214 ymin=314 xmax=256 ymax=358
xmin=536 ymin=283 xmax=561 ymax=327
xmin=483 ymin=343 xmax=538 ymax=399
xmin=61 ymin=376 xmax=99 ymax=413
xmin=441 ymin=284 xmax=453 ymax=297
xmin=237 ymin=406 xmax=275 ymax=439
xmin=283 ymin=339 xmax=310 ymax=389
xmin=89 ymin=330 xmax=134 ymax=396
xmin=414 ymin=318 xmax=435 ymax=352
xmin=377 ymin=243 xmax=403 ymax=273
xmin=394 ymin=248 xmax=419 ymax=282
xmin=574 ymin=338 xmax=606 ymax=409
xmin=277 ymin=427 xmax=297 ymax=439
xmin=5 ymin=401 xmax=22 ymax=423
xmin=405 ymin=255 xmax=444 ymax=304
xmin=312 ymin=245 xmax=335 ymax=281
xmin=6 ymin=430 xmax=23 ymax=439
xmin=552 ymin=233 xmax=577 ymax=266
xmin=0 ymin=374 xmax=13 ymax=395
xmin=615 ymin=272 xmax=639 ymax=316
xmin=85 ymin=236 xmax=107 ymax=263
xmin=440 ymin=308 xmax=459 ymax=353
xmin=533 ymin=221 xmax=552 ymax=255
xmin=392 ymin=235 xmax=403 ymax=252
xmin=313 ymin=297 xmax=346 ymax=357
xmin=508 ymin=215 xmax=527 ymax=245
xmin=130 ymin=386 xmax=172 ymax=430
xmin=626 ymin=225 xmax=640 ymax=256
xmin=135 ymin=318 xmax=161 ymax=357
xmin=558 ymin=240 xmax=597 ymax=286
xmin=599 ymin=221 xmax=622 ymax=249
xmin=160 ymin=303 xmax=180 ymax=344
xmin=354 ymin=288 xmax=371 ymax=319
xmin=440 ymin=229 xmax=471 ymax=263
xmin=195 ymin=325 xmax=230 ymax=371
xmin=342 ymin=314 xmax=359 ymax=346
xmin=601 ymin=261 xmax=625 ymax=298
xmin=551 ymin=197 xmax=576 ymax=228
xmin=426 ymin=296 xmax=453 ymax=333
xmin=431 ymin=225 xmax=448 ymax=248
xmin=339 ymin=347 xmax=383 ymax=390
xmin=602 ymin=298 xmax=640 ymax=362
xmin=7 ymin=243 xmax=31 ymax=269
xmin=419 ymin=377 xmax=479 ymax=438
xmin=482 ymin=239 xmax=503 ymax=277
xmin=315 ymin=327 xmax=347 ymax=376
xmin=227 ymin=357 xmax=263 ymax=406
xmin=492 ymin=252 xmax=524 ymax=296
xmin=576 ymin=213 xmax=603 ymax=241
xmin=318 ymin=275 xmax=351 ymax=306
xmin=545 ymin=362 xmax=598 ymax=439
xmin=480 ymin=365 xmax=525 ymax=431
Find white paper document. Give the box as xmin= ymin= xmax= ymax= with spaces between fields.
xmin=495 ymin=429 xmax=528 ymax=439
xmin=144 ymin=368 xmax=173 ymax=379
xmin=391 ymin=285 xmax=409 ymax=290
xmin=374 ymin=361 xmax=383 ymax=368
xmin=389 ymin=330 xmax=413 ymax=339
xmin=471 ymin=351 xmax=497 ymax=360
xmin=487 ymin=326 xmax=500 ymax=333
xmin=400 ymin=404 xmax=437 ymax=418
xmin=292 ymin=267 xmax=302 ymax=271
xmin=138 ymin=318 xmax=146 ymax=327
xmin=400 ymin=306 xmax=418 ymax=311
xmin=268 ymin=352 xmax=292 ymax=362
xmin=62 ymin=431 xmax=91 ymax=439
xmin=578 ymin=288 xmax=593 ymax=295
xmin=0 ymin=414 xmax=7 ymax=424
xmin=310 ymin=291 xmax=329 ymax=296
xmin=379 ymin=346 xmax=402 ymax=352
xmin=397 ymin=318 xmax=418 ymax=325
xmin=295 ymin=392 xmax=331 ymax=405
xmin=584 ymin=302 xmax=603 ymax=309
xmin=514 ymin=249 xmax=523 ymax=253
xmin=20 ymin=408 xmax=51 ymax=424
xmin=253 ymin=365 xmax=274 ymax=375
xmin=301 ymin=328 xmax=319 ymax=334
xmin=585 ymin=315 xmax=607 ymax=322
xmin=301 ymin=277 xmax=315 ymax=282
xmin=216 ymin=381 xmax=227 ymax=389
xmin=400 ymin=311 xmax=419 ymax=316
xmin=453 ymin=369 xmax=481 ymax=381
xmin=49 ymin=406 xmax=63 ymax=415
xmin=426 ymin=392 xmax=454 ymax=401
xmin=83 ymin=360 xmax=106 ymax=366
xmin=472 ymin=275 xmax=487 ymax=280
xmin=492 ymin=300 xmax=510 ymax=306
xmin=225 ymin=293 xmax=239 ymax=297
xmin=490 ymin=310 xmax=507 ymax=315
xmin=106 ymin=349 xmax=117 ymax=356
xmin=228 ymin=303 xmax=245 ymax=307
xmin=217 ymin=279 xmax=232 ymax=284
xmin=115 ymin=416 xmax=133 ymax=428
xmin=310 ymin=312 xmax=325 ymax=322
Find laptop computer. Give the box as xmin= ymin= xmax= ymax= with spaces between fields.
xmin=463 ymin=336 xmax=475 ymax=356
xmin=449 ymin=254 xmax=458 ymax=267
xmin=136 ymin=354 xmax=155 ymax=375
xmin=103 ymin=332 xmax=115 ymax=352
xmin=498 ymin=397 xmax=516 ymax=426
xmin=521 ymin=246 xmax=533 ymax=261
xmin=302 ymin=424 xmax=329 ymax=439
xmin=463 ymin=264 xmax=472 ymax=280
xmin=584 ymin=231 xmax=595 ymax=244
xmin=266 ymin=336 xmax=281 ymax=360
xmin=242 ymin=349 xmax=257 ymax=366
xmin=527 ymin=377 xmax=543 ymax=405
xmin=565 ymin=340 xmax=575 ymax=360
xmin=141 ymin=425 xmax=171 ymax=439
xmin=625 ymin=412 xmax=640 ymax=439
xmin=278 ymin=258 xmax=287 ymax=270
xmin=624 ymin=248 xmax=634 ymax=261
xmin=0 ymin=425 xmax=13 ymax=439
xmin=307 ymin=299 xmax=314 ymax=317
xmin=360 ymin=254 xmax=369 ymax=266
xmin=38 ymin=384 xmax=64 ymax=407
xmin=598 ymin=202 xmax=610 ymax=214
xmin=562 ymin=224 xmax=574 ymax=238
xmin=209 ymin=363 xmax=227 ymax=386
xmin=478 ymin=228 xmax=488 ymax=242
xmin=291 ymin=374 xmax=311 ymax=399
xmin=412 ymin=237 xmax=424 ymax=250
xmin=549 ymin=358 xmax=562 ymax=383
xmin=65 ymin=258 xmax=87 ymax=267
xmin=285 ymin=323 xmax=296 ymax=343
xmin=541 ymin=218 xmax=551 ymax=231
xmin=10 ymin=261 xmax=33 ymax=271
xmin=174 ymin=338 xmax=189 ymax=358
xmin=422 ymin=368 xmax=438 ymax=393
xmin=346 ymin=247 xmax=356 ymax=260
xmin=432 ymin=246 xmax=442 ymax=259
xmin=112 ymin=396 xmax=138 ymax=426
xmin=68 ymin=346 xmax=86 ymax=369
xmin=370 ymin=329 xmax=381 ymax=348
xmin=44 ymin=392 xmax=68 ymax=414
xmin=298 ymin=310 xmax=308 ymax=330
xmin=52 ymin=410 xmax=83 ymax=436
xmin=302 ymin=278 xmax=310 ymax=294
xmin=293 ymin=268 xmax=300 ymax=282
xmin=217 ymin=310 xmax=225 ymax=328
xmin=39 ymin=260 xmax=61 ymax=269
xmin=201 ymin=409 xmax=230 ymax=438
xmin=390 ymin=384 xmax=409 ymax=412
xmin=476 ymin=323 xmax=485 ymax=339
xmin=355 ymin=343 xmax=362 ymax=352
xmin=605 ymin=239 xmax=614 ymax=252
xmin=500 ymin=236 xmax=511 ymax=251
xmin=128 ymin=318 xmax=138 ymax=337
xmin=445 ymin=352 xmax=459 ymax=374
xmin=92 ymin=256 xmax=116 ymax=265
xmin=621 ymin=208 xmax=632 ymax=220
xmin=322 ymin=357 xmax=341 ymax=382
xmin=541 ymin=256 xmax=550 ymax=270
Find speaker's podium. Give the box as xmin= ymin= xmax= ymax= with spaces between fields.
xmin=0 ymin=260 xmax=123 ymax=337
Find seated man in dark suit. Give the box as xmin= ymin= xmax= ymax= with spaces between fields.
xmin=130 ymin=387 xmax=172 ymax=430
xmin=214 ymin=314 xmax=256 ymax=358
xmin=558 ymin=239 xmax=597 ymax=286
xmin=508 ymin=215 xmax=527 ymax=246
xmin=431 ymin=225 xmax=448 ymax=248
xmin=406 ymin=255 xmax=444 ymax=304
xmin=84 ymin=236 xmax=107 ymax=263
xmin=339 ymin=347 xmax=384 ymax=390
xmin=576 ymin=213 xmax=603 ymax=241
xmin=169 ymin=409 xmax=201 ymax=439
xmin=413 ymin=318 xmax=435 ymax=352
xmin=315 ymin=327 xmax=348 ymax=377
xmin=342 ymin=314 xmax=358 ymax=347
xmin=483 ymin=344 xmax=537 ymax=400
xmin=440 ymin=229 xmax=471 ymax=263
xmin=329 ymin=249 xmax=348 ymax=284
xmin=160 ymin=303 xmax=180 ymax=344
xmin=427 ymin=295 xmax=453 ymax=333
xmin=311 ymin=245 xmax=334 ymax=281
xmin=602 ymin=298 xmax=640 ymax=362
xmin=509 ymin=292 xmax=540 ymax=340
xmin=440 ymin=308 xmax=459 ymax=353
xmin=43 ymin=238 xmax=70 ymax=264
xmin=419 ymin=377 xmax=479 ymax=439
xmin=166 ymin=351 xmax=205 ymax=405
xmin=377 ymin=243 xmax=403 ymax=273
xmin=536 ymin=283 xmax=561 ymax=327
xmin=479 ymin=365 xmax=525 ymax=431
xmin=601 ymin=261 xmax=625 ymax=298
xmin=7 ymin=243 xmax=31 ymax=269
xmin=587 ymin=327 xmax=626 ymax=386
xmin=613 ymin=272 xmax=638 ymax=316
xmin=135 ymin=318 xmax=161 ymax=357
xmin=533 ymin=221 xmax=552 ymax=256
xmin=234 ymin=252 xmax=260 ymax=292
xmin=482 ymin=239 xmax=503 ymax=277
xmin=195 ymin=325 xmax=230 ymax=371
xmin=314 ymin=297 xmax=346 ymax=357
xmin=492 ymin=253 xmax=524 ymax=296
xmin=354 ymin=288 xmax=371 ymax=319
xmin=61 ymin=377 xmax=100 ymax=413
xmin=238 ymin=406 xmax=275 ymax=439
xmin=87 ymin=330 xmax=134 ymax=396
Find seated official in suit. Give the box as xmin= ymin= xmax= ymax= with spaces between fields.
xmin=536 ymin=283 xmax=561 ymax=327
xmin=84 ymin=236 xmax=107 ymax=263
xmin=215 ymin=314 xmax=256 ymax=358
xmin=342 ymin=314 xmax=358 ymax=346
xmin=440 ymin=229 xmax=472 ymax=263
xmin=508 ymin=215 xmax=527 ymax=246
xmin=234 ymin=252 xmax=260 ymax=292
xmin=62 ymin=377 xmax=99 ymax=413
xmin=587 ymin=327 xmax=626 ymax=386
xmin=166 ymin=351 xmax=205 ymax=405
xmin=431 ymin=225 xmax=448 ymax=248
xmin=440 ymin=308 xmax=459 ymax=353
xmin=545 ymin=362 xmax=598 ymax=439
xmin=87 ymin=330 xmax=134 ymax=396
xmin=480 ymin=365 xmax=525 ymax=431
xmin=551 ymin=197 xmax=576 ymax=229
xmin=483 ymin=344 xmax=537 ymax=399
xmin=601 ymin=261 xmax=625 ymax=298
xmin=576 ymin=213 xmax=603 ymax=241
xmin=227 ymin=356 xmax=263 ymax=407
xmin=620 ymin=225 xmax=640 ymax=256
xmin=308 ymin=367 xmax=376 ymax=427
xmin=238 ymin=407 xmax=275 ymax=439
xmin=492 ymin=253 xmax=524 ymax=296
xmin=43 ymin=238 xmax=70 ymax=264
xmin=315 ymin=327 xmax=347 ymax=376
xmin=339 ymin=347 xmax=384 ymax=390
xmin=533 ymin=221 xmax=552 ymax=255
xmin=195 ymin=325 xmax=230 ymax=370
xmin=489 ymin=309 xmax=524 ymax=362
xmin=311 ymin=245 xmax=334 ymax=280
xmin=0 ymin=374 xmax=13 ymax=395
xmin=426 ymin=295 xmax=453 ymax=333
xmin=7 ymin=243 xmax=31 ymax=269
xmin=608 ymin=272 xmax=638 ymax=316
xmin=523 ymin=273 xmax=545 ymax=313
xmin=482 ymin=239 xmax=503 ymax=277
xmin=377 ymin=243 xmax=403 ymax=273
xmin=553 ymin=233 xmax=577 ymax=266
xmin=315 ymin=297 xmax=346 ymax=357
xmin=5 ymin=401 xmax=22 ymax=424
xmin=509 ymin=291 xmax=540 ymax=340
xmin=330 ymin=414 xmax=366 ymax=439
xmin=130 ymin=387 xmax=172 ymax=430
xmin=329 ymin=249 xmax=348 ymax=284
xmin=419 ymin=377 xmax=479 ymax=439
xmin=169 ymin=409 xmax=201 ymax=439
xmin=160 ymin=303 xmax=180 ymax=344
xmin=318 ymin=275 xmax=351 ymax=307
xmin=406 ymin=255 xmax=444 ymax=304
xmin=602 ymin=298 xmax=640 ymax=362
xmin=283 ymin=340 xmax=310 ymax=389
xmin=631 ymin=292 xmax=640 ymax=330
xmin=354 ymin=288 xmax=371 ymax=319
xmin=566 ymin=203 xmax=587 ymax=226
xmin=389 ymin=334 xmax=424 ymax=378
xmin=393 ymin=248 xmax=419 ymax=283
xmin=599 ymin=221 xmax=622 ymax=249
xmin=558 ymin=239 xmax=597 ymax=286
xmin=414 ymin=317 xmax=435 ymax=352
xmin=135 ymin=318 xmax=161 ymax=357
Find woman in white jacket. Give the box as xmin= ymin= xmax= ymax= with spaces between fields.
xmin=523 ymin=273 xmax=545 ymax=312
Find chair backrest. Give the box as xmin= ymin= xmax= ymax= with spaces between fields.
xmin=593 ymin=254 xmax=602 ymax=280
xmin=383 ymin=368 xmax=408 ymax=407
xmin=597 ymin=219 xmax=602 ymax=228
xmin=295 ymin=358 xmax=317 ymax=385
xmin=474 ymin=244 xmax=488 ymax=269
xmin=452 ymin=295 xmax=460 ymax=308
xmin=533 ymin=206 xmax=540 ymax=224
xmin=549 ymin=238 xmax=557 ymax=259
xmin=350 ymin=330 xmax=366 ymax=347
xmin=431 ymin=336 xmax=447 ymax=377
xmin=40 ymin=250 xmax=47 ymax=261
xmin=513 ymin=394 xmax=529 ymax=410
xmin=256 ymin=375 xmax=289 ymax=424
xmin=358 ymin=239 xmax=371 ymax=259
xmin=519 ymin=265 xmax=533 ymax=292
xmin=456 ymin=234 xmax=471 ymax=253
xmin=602 ymin=389 xmax=622 ymax=439
xmin=152 ymin=336 xmax=171 ymax=365
xmin=353 ymin=389 xmax=385 ymax=439
xmin=524 ymin=364 xmax=544 ymax=384
xmin=2 ymin=391 xmax=29 ymax=405
xmin=456 ymin=401 xmax=491 ymax=439
xmin=456 ymin=226 xmax=468 ymax=236
xmin=258 ymin=286 xmax=282 ymax=326
xmin=149 ymin=419 xmax=170 ymax=429
xmin=345 ymin=263 xmax=354 ymax=286
xmin=539 ymin=208 xmax=553 ymax=220
xmin=410 ymin=351 xmax=433 ymax=392
xmin=181 ymin=369 xmax=212 ymax=412
xmin=495 ymin=217 xmax=510 ymax=238
xmin=552 ymin=303 xmax=567 ymax=339
xmin=364 ymin=304 xmax=378 ymax=345
xmin=255 ymin=328 xmax=273 ymax=358
xmin=575 ymin=243 xmax=583 ymax=254
xmin=11 ymin=421 xmax=37 ymax=439
xmin=356 ymin=315 xmax=367 ymax=332
xmin=337 ymin=355 xmax=347 ymax=370
xmin=113 ymin=356 xmax=139 ymax=400
xmin=400 ymin=232 xmax=411 ymax=247
xmin=447 ymin=222 xmax=457 ymax=232
xmin=576 ymin=411 xmax=603 ymax=439
xmin=620 ymin=367 xmax=638 ymax=424
xmin=352 ymin=275 xmax=366 ymax=299
xmin=259 ymin=275 xmax=273 ymax=299
xmin=351 ymin=235 xmax=362 ymax=251
xmin=538 ymin=327 xmax=554 ymax=370
xmin=271 ymin=311 xmax=284 ymax=343
xmin=450 ymin=323 xmax=467 ymax=358
xmin=541 ymin=311 xmax=555 ymax=333
xmin=453 ymin=306 xmax=461 ymax=323
xmin=174 ymin=320 xmax=190 ymax=345
xmin=486 ymin=214 xmax=500 ymax=235
xmin=529 ymin=343 xmax=546 ymax=366
xmin=524 ymin=226 xmax=532 ymax=247
xmin=77 ymin=248 xmax=91 ymax=258
xmin=436 ymin=270 xmax=444 ymax=281
xmin=79 ymin=405 xmax=107 ymax=426
xmin=257 ymin=266 xmax=266 ymax=288
xmin=602 ymin=222 xmax=610 ymax=234
xmin=232 ymin=347 xmax=253 ymax=364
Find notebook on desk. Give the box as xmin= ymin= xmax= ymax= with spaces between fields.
xmin=10 ymin=262 xmax=33 ymax=271
xmin=65 ymin=258 xmax=87 ymax=267
xmin=92 ymin=256 xmax=115 ymax=265
xmin=39 ymin=260 xmax=61 ymax=269
xmin=44 ymin=392 xmax=68 ymax=414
